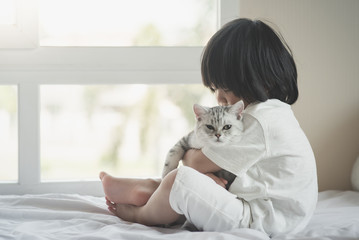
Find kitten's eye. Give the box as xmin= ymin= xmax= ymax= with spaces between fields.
xmin=223 ymin=125 xmax=232 ymax=130
xmin=206 ymin=125 xmax=215 ymax=130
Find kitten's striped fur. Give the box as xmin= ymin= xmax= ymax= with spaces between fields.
xmin=162 ymin=101 xmax=244 ymax=189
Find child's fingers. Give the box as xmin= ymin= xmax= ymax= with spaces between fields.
xmin=205 ymin=173 xmax=227 ymax=188
xmin=220 ymin=178 xmax=228 ymax=185
xmin=217 ymin=180 xmax=226 ymax=188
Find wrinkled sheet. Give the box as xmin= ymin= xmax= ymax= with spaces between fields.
xmin=0 ymin=191 xmax=358 ymax=240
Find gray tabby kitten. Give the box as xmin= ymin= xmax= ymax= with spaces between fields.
xmin=162 ymin=101 xmax=245 ymax=189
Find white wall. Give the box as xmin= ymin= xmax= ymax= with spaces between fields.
xmin=239 ymin=0 xmax=359 ymax=191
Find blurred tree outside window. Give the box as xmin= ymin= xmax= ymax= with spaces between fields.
xmin=39 ymin=0 xmax=216 ymax=46
xmin=40 ymin=85 xmax=216 ymax=180
xmin=0 ymin=0 xmax=222 ymax=185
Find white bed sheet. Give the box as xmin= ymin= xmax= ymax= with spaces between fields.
xmin=0 ymin=191 xmax=358 ymax=240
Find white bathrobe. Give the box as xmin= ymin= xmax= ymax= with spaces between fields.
xmin=169 ymin=99 xmax=318 ymax=236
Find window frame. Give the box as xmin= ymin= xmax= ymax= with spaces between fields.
xmin=0 ymin=0 xmax=239 ymax=196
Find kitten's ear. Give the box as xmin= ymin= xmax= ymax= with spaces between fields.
xmin=229 ymin=100 xmax=245 ymax=120
xmin=193 ymin=104 xmax=208 ymax=121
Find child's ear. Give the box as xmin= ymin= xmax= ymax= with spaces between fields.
xmin=193 ymin=104 xmax=208 ymax=121
xmin=229 ymin=100 xmax=245 ymax=120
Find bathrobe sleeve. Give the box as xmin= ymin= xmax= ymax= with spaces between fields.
xmin=201 ymin=113 xmax=267 ymax=177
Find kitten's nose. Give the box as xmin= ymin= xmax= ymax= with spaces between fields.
xmin=215 ymin=133 xmax=221 ymax=138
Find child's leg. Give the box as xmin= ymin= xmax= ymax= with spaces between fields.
xmin=107 ymin=170 xmax=182 ymax=226
xmin=99 ymin=171 xmax=160 ymax=206
xmin=169 ymin=166 xmax=245 ymax=231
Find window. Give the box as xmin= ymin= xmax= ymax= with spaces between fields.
xmin=41 ymin=85 xmax=215 ymax=180
xmin=39 ymin=0 xmax=217 ymax=46
xmin=0 ymin=86 xmax=17 ymax=182
xmin=0 ymin=0 xmax=239 ymax=195
xmin=0 ymin=0 xmax=38 ymax=48
xmin=0 ymin=0 xmax=16 ymax=25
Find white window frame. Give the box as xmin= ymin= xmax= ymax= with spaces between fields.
xmin=0 ymin=0 xmax=239 ymax=196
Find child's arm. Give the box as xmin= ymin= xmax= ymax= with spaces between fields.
xmin=183 ymin=149 xmax=227 ymax=188
xmin=182 ymin=149 xmax=221 ymax=173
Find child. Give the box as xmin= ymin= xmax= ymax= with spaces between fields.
xmin=99 ymin=18 xmax=318 ymax=236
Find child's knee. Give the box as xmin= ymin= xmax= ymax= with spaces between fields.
xmin=161 ymin=169 xmax=177 ymax=191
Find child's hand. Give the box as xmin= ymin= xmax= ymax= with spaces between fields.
xmin=205 ymin=173 xmax=228 ymax=188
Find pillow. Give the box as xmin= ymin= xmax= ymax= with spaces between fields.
xmin=352 ymin=155 xmax=359 ymax=191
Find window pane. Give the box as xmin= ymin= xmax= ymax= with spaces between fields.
xmin=39 ymin=0 xmax=217 ymax=46
xmin=0 ymin=86 xmax=17 ymax=182
xmin=40 ymin=85 xmax=215 ymax=180
xmin=0 ymin=0 xmax=16 ymax=25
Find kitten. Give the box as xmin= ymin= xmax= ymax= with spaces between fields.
xmin=162 ymin=101 xmax=244 ymax=189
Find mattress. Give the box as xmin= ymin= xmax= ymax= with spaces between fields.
xmin=0 ymin=190 xmax=358 ymax=240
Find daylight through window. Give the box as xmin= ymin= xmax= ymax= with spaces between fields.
xmin=40 ymin=85 xmax=215 ymax=180
xmin=39 ymin=0 xmax=217 ymax=46
xmin=0 ymin=86 xmax=17 ymax=182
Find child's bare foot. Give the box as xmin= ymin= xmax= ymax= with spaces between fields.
xmin=99 ymin=171 xmax=160 ymax=206
xmin=106 ymin=198 xmax=140 ymax=223
xmin=105 ymin=169 xmax=181 ymax=226
xmin=106 ymin=197 xmax=176 ymax=226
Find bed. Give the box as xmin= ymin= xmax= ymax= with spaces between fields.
xmin=0 ymin=190 xmax=358 ymax=240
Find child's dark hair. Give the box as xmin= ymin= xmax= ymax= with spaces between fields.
xmin=201 ymin=18 xmax=298 ymax=105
